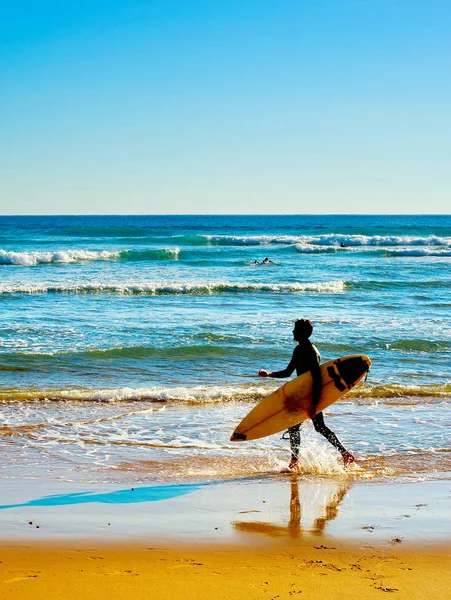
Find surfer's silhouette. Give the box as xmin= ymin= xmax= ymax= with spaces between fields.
xmin=258 ymin=319 xmax=355 ymax=470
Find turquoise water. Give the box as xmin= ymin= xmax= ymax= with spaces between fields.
xmin=0 ymin=215 xmax=450 ymax=484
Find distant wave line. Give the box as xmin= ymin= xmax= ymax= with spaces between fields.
xmin=384 ymin=248 xmax=451 ymax=257
xmin=172 ymin=233 xmax=451 ymax=248
xmin=0 ymin=280 xmax=346 ymax=295
xmin=295 ymin=245 xmax=451 ymax=257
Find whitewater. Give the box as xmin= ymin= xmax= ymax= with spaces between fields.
xmin=0 ymin=214 xmax=450 ymax=485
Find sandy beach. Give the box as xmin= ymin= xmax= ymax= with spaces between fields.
xmin=1 ymin=538 xmax=450 ymax=599
xmin=1 ymin=475 xmax=450 ymax=599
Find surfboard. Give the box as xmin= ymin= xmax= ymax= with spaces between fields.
xmin=230 ymin=355 xmax=371 ymax=442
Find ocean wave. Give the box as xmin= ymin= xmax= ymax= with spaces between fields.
xmin=320 ymin=339 xmax=451 ymax=353
xmin=354 ymin=383 xmax=451 ymax=400
xmin=0 ymin=280 xmax=345 ymax=295
xmin=120 ymin=248 xmax=180 ymax=261
xmin=384 ymin=248 xmax=451 ymax=257
xmin=295 ymin=244 xmax=451 ymax=257
xmin=0 ymin=247 xmax=180 ymax=266
xmin=299 ymin=234 xmax=451 ymax=248
xmin=3 ymin=237 xmax=450 ymax=266
xmin=0 ymin=344 xmax=261 ymax=366
xmin=0 ymin=384 xmax=272 ymax=404
xmin=0 ymin=382 xmax=449 ymax=404
xmin=348 ymin=279 xmax=451 ymax=291
xmin=387 ymin=339 xmax=451 ymax=352
xmin=0 ymin=248 xmax=120 ymax=266
xmin=295 ymin=244 xmax=341 ymax=254
xmin=175 ymin=233 xmax=451 ymax=249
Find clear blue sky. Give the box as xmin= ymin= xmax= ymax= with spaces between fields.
xmin=1 ymin=0 xmax=450 ymax=214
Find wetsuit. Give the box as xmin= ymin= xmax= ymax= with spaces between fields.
xmin=271 ymin=340 xmax=347 ymax=461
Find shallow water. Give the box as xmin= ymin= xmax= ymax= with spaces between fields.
xmin=0 ymin=215 xmax=450 ymax=484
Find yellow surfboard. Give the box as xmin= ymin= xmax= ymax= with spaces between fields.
xmin=231 ymin=355 xmax=371 ymax=442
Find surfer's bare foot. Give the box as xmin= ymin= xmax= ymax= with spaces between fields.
xmin=342 ymin=451 xmax=355 ymax=467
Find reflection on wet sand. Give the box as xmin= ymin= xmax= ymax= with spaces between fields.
xmin=233 ymin=477 xmax=349 ymax=539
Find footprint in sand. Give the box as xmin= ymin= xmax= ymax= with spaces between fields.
xmin=99 ymin=571 xmax=139 ymax=577
xmin=5 ymin=574 xmax=39 ymax=583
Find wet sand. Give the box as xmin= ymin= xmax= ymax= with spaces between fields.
xmin=1 ymin=476 xmax=450 ymax=544
xmin=1 ymin=476 xmax=450 ymax=598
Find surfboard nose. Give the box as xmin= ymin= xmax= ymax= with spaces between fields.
xmin=230 ymin=431 xmax=247 ymax=442
xmin=337 ymin=355 xmax=371 ymax=387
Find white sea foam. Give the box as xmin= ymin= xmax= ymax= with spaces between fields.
xmin=385 ymin=248 xmax=451 ymax=257
xmin=301 ymin=234 xmax=451 ymax=247
xmin=0 ymin=248 xmax=121 ymax=266
xmin=3 ymin=382 xmax=449 ymax=404
xmin=294 ymin=244 xmax=339 ymax=254
xmin=0 ymin=384 xmax=274 ymax=404
xmin=201 ymin=233 xmax=451 ymax=248
xmin=205 ymin=234 xmax=305 ymax=245
xmin=0 ymin=279 xmax=346 ymax=295
xmin=0 ymin=247 xmax=180 ymax=266
xmin=296 ymin=243 xmax=451 ymax=256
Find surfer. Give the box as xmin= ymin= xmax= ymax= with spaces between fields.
xmin=258 ymin=319 xmax=355 ymax=470
xmin=262 ymin=257 xmax=273 ymax=264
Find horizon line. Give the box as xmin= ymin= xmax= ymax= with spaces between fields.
xmin=1 ymin=213 xmax=450 ymax=218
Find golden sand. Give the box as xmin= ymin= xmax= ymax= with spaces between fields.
xmin=1 ymin=541 xmax=449 ymax=600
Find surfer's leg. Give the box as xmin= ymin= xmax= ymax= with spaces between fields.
xmin=312 ymin=412 xmax=351 ymax=458
xmin=288 ymin=424 xmax=301 ymax=469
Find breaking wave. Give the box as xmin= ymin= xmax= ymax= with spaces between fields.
xmin=0 ymin=280 xmax=345 ymax=295
xmin=177 ymin=233 xmax=451 ymax=249
xmin=0 ymin=247 xmax=180 ymax=266
xmin=0 ymin=382 xmax=449 ymax=405
xmin=384 ymin=248 xmax=451 ymax=257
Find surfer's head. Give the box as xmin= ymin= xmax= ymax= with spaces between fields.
xmin=293 ymin=319 xmax=313 ymax=341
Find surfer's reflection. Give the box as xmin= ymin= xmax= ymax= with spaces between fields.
xmin=233 ymin=478 xmax=348 ymax=539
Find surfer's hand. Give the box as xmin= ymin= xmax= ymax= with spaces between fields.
xmin=258 ymin=369 xmax=271 ymax=377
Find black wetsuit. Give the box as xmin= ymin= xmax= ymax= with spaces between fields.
xmin=271 ymin=341 xmax=347 ymax=461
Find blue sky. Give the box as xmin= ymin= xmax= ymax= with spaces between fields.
xmin=1 ymin=0 xmax=450 ymax=214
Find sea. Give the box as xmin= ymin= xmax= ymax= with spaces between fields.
xmin=1 ymin=215 xmax=450 ymax=488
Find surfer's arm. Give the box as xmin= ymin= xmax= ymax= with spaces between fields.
xmin=309 ymin=358 xmax=322 ymax=419
xmin=260 ymin=352 xmax=296 ymax=378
